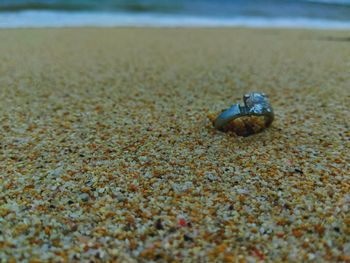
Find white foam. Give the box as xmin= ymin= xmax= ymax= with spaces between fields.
xmin=1 ymin=11 xmax=350 ymax=29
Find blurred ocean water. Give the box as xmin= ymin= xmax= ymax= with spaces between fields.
xmin=1 ymin=0 xmax=350 ymax=28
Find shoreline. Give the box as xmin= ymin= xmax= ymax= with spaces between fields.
xmin=2 ymin=11 xmax=350 ymax=30
xmin=1 ymin=26 xmax=350 ymax=34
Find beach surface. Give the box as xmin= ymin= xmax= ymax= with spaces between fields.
xmin=0 ymin=28 xmax=349 ymax=262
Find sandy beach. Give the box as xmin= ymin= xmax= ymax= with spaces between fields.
xmin=0 ymin=28 xmax=349 ymax=262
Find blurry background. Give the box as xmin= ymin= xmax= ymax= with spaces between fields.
xmin=0 ymin=0 xmax=350 ymax=28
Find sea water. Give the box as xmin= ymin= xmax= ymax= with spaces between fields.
xmin=1 ymin=0 xmax=350 ymax=29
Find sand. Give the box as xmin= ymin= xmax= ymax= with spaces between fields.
xmin=0 ymin=28 xmax=349 ymax=262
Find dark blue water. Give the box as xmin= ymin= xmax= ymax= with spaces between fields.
xmin=1 ymin=0 xmax=350 ymax=28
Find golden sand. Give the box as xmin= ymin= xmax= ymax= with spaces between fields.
xmin=0 ymin=28 xmax=349 ymax=262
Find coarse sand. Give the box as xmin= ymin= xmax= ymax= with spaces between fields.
xmin=0 ymin=28 xmax=349 ymax=262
